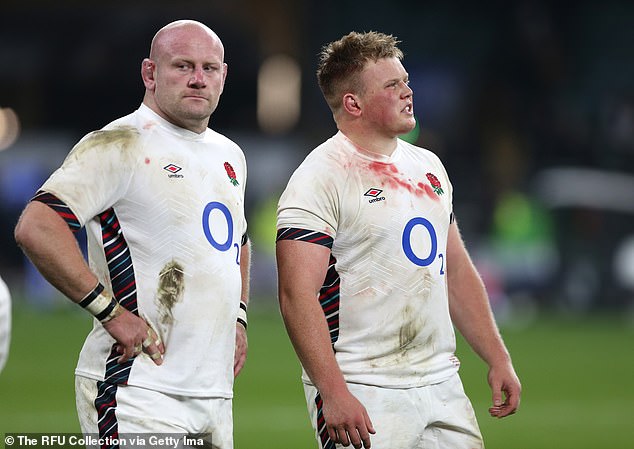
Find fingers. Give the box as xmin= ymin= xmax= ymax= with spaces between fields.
xmin=140 ymin=327 xmax=164 ymax=365
xmin=329 ymin=428 xmax=370 ymax=449
xmin=328 ymin=420 xmax=374 ymax=448
xmin=489 ymin=388 xmax=504 ymax=417
xmin=488 ymin=364 xmax=521 ymax=419
xmin=115 ymin=342 xmax=139 ymax=364
xmin=234 ymin=325 xmax=248 ymax=377
xmin=489 ymin=385 xmax=521 ymax=418
xmin=112 ymin=324 xmax=164 ymax=365
xmin=142 ymin=326 xmax=164 ymax=365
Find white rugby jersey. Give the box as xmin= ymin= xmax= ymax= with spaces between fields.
xmin=39 ymin=104 xmax=247 ymax=397
xmin=277 ymin=131 xmax=460 ymax=388
xmin=0 ymin=276 xmax=10 ymax=372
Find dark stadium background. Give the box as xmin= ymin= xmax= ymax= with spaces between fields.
xmin=0 ymin=1 xmax=633 ymax=448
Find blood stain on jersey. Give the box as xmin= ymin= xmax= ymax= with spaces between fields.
xmin=417 ymin=182 xmax=436 ymax=198
xmin=156 ymin=260 xmax=185 ymax=325
xmin=367 ymin=161 xmax=435 ymax=199
xmin=368 ymin=161 xmax=399 ymax=175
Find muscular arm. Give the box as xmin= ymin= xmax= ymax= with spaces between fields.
xmin=234 ymin=238 xmax=251 ymax=377
xmin=446 ymin=219 xmax=521 ymax=418
xmin=14 ymin=200 xmax=164 ymax=364
xmin=14 ymin=201 xmax=99 ymax=298
xmin=276 ymin=238 xmax=374 ymax=448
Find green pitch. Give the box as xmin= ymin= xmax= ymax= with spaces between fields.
xmin=1 ymin=301 xmax=633 ymax=448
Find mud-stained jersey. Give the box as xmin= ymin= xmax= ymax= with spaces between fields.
xmin=277 ymin=131 xmax=460 ymax=388
xmin=38 ymin=104 xmax=247 ymax=398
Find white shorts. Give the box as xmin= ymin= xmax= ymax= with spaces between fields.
xmin=75 ymin=376 xmax=233 ymax=449
xmin=304 ymin=373 xmax=484 ymax=449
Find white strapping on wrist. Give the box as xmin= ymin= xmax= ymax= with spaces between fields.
xmin=237 ymin=300 xmax=248 ymax=329
xmin=79 ymin=282 xmax=121 ymax=323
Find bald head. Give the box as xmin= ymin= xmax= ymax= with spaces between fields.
xmin=149 ymin=20 xmax=224 ymax=62
xmin=141 ymin=20 xmax=228 ymax=133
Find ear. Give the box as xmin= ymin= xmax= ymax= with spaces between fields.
xmin=141 ymin=58 xmax=156 ymax=90
xmin=343 ymin=94 xmax=362 ymax=116
xmin=219 ymin=62 xmax=228 ymax=94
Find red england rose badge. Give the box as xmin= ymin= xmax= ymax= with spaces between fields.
xmin=426 ymin=172 xmax=444 ymax=195
xmin=224 ymin=162 xmax=239 ymax=186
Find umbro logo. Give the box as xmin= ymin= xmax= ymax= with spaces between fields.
xmin=364 ymin=188 xmax=386 ymax=204
xmin=163 ymin=164 xmax=184 ymax=178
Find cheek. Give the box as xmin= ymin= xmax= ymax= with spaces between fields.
xmin=371 ymin=97 xmax=395 ymax=121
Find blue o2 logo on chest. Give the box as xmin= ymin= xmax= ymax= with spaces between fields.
xmin=202 ymin=201 xmax=240 ymax=265
xmin=402 ymin=216 xmax=445 ymax=275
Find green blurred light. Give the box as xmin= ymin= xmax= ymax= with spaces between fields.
xmin=399 ymin=116 xmax=420 ymax=144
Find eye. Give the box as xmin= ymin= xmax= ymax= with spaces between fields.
xmin=204 ymin=64 xmax=222 ymax=72
xmin=175 ymin=62 xmax=193 ymax=71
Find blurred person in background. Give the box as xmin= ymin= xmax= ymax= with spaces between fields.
xmin=14 ymin=20 xmax=250 ymax=448
xmin=0 ymin=275 xmax=10 ymax=373
xmin=276 ymin=31 xmax=520 ymax=449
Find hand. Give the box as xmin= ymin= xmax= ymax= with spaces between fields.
xmin=322 ymin=389 xmax=375 ymax=448
xmin=234 ymin=323 xmax=248 ymax=377
xmin=488 ymin=362 xmax=521 ymax=418
xmin=103 ymin=308 xmax=165 ymax=365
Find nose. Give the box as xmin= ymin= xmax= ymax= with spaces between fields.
xmin=401 ymin=81 xmax=413 ymax=97
xmin=188 ymin=67 xmax=207 ymax=88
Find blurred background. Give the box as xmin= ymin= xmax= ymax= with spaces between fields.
xmin=1 ymin=0 xmax=633 ymax=314
xmin=0 ymin=0 xmax=633 ymax=447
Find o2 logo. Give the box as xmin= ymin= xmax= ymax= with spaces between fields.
xmin=202 ymin=201 xmax=240 ymax=265
xmin=402 ymin=217 xmax=445 ymax=275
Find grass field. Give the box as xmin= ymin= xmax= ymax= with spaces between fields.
xmin=1 ymin=300 xmax=633 ymax=448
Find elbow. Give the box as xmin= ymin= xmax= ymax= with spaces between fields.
xmin=14 ymin=212 xmax=35 ymax=252
xmin=277 ymin=286 xmax=298 ymax=321
xmin=14 ymin=203 xmax=48 ymax=253
xmin=278 ymin=289 xmax=290 ymax=316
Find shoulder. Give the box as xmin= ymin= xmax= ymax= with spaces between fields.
xmin=73 ymin=112 xmax=142 ymax=155
xmin=398 ymin=138 xmax=445 ymax=166
xmin=0 ymin=276 xmax=9 ymax=304
xmin=206 ymin=129 xmax=243 ymax=152
xmin=293 ymin=134 xmax=348 ymax=177
xmin=206 ymin=129 xmax=247 ymax=165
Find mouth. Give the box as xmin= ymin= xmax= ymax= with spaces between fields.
xmin=402 ymin=103 xmax=413 ymax=115
xmin=183 ymin=94 xmax=208 ymax=101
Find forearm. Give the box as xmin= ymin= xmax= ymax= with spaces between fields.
xmin=239 ymin=238 xmax=251 ymax=305
xmin=446 ymin=220 xmax=511 ymax=368
xmin=279 ymin=288 xmax=348 ymax=397
xmin=447 ymin=220 xmax=521 ymax=416
xmin=448 ymin=264 xmax=511 ymax=367
xmin=234 ymin=239 xmax=250 ymax=377
xmin=276 ymin=239 xmax=348 ymax=398
xmin=14 ymin=201 xmax=97 ymax=301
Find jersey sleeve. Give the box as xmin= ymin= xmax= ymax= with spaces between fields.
xmin=235 ymin=144 xmax=249 ymax=240
xmin=38 ymin=126 xmax=140 ymax=227
xmin=276 ymin=154 xmax=340 ymax=239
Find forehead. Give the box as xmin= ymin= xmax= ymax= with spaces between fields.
xmin=156 ymin=27 xmax=224 ymax=63
xmin=361 ymin=57 xmax=407 ymax=83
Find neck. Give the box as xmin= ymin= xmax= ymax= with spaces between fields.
xmin=338 ymin=126 xmax=398 ymax=157
xmin=142 ymin=97 xmax=208 ymax=134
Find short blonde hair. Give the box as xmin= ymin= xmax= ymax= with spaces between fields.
xmin=316 ymin=31 xmax=403 ymax=112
